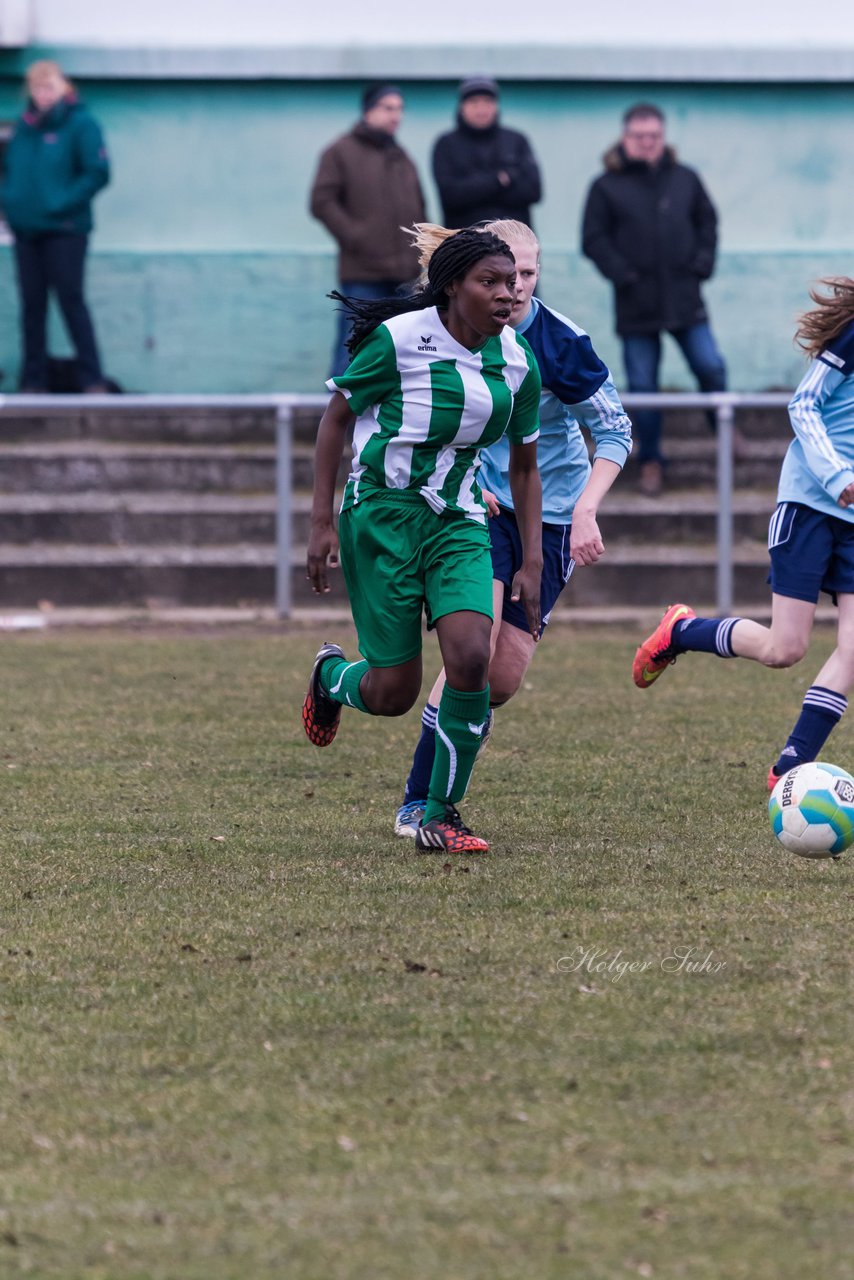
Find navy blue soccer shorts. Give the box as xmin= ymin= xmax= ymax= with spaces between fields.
xmin=767 ymin=501 xmax=854 ymax=605
xmin=489 ymin=505 xmax=575 ymax=636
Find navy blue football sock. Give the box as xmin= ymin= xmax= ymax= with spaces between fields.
xmin=773 ymin=685 xmax=847 ymax=776
xmin=403 ymin=702 xmax=438 ymax=802
xmin=674 ymin=616 xmax=741 ymax=657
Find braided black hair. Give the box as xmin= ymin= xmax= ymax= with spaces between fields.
xmin=331 ymin=228 xmax=514 ymax=357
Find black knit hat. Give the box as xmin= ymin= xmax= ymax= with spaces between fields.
xmin=362 ymin=82 xmax=401 ymax=113
xmin=459 ymin=76 xmax=499 ymax=102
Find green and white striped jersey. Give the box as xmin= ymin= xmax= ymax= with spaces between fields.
xmin=328 ymin=306 xmax=541 ymax=521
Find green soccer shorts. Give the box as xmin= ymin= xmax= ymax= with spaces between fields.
xmin=337 ymin=492 xmax=494 ymax=667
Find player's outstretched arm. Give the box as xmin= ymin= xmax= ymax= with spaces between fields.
xmin=306 ymin=392 xmax=350 ymax=594
xmin=571 ymin=458 xmax=621 ymax=566
xmin=507 ymin=439 xmax=543 ymax=639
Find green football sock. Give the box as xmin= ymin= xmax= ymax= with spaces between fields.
xmin=424 ymin=684 xmax=490 ymax=824
xmin=319 ymin=655 xmax=371 ymax=713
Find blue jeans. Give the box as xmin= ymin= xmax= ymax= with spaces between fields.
xmin=329 ymin=278 xmax=411 ymax=379
xmin=622 ymin=323 xmax=727 ymax=465
xmin=14 ymin=232 xmax=104 ymax=390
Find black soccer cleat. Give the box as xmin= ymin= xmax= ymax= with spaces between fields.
xmin=302 ymin=642 xmax=345 ymax=747
xmin=414 ymin=803 xmax=489 ymax=854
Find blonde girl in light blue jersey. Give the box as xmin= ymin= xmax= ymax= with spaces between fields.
xmin=395 ymin=219 xmax=632 ymax=837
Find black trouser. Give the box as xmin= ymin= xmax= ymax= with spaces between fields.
xmin=13 ymin=232 xmax=103 ymax=390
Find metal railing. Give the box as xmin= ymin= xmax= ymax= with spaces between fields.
xmin=0 ymin=390 xmax=792 ymax=618
xmin=0 ymin=391 xmax=324 ymax=619
xmin=621 ymin=391 xmax=791 ymax=614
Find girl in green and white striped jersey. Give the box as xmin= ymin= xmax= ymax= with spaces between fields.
xmin=302 ymin=229 xmax=543 ymax=854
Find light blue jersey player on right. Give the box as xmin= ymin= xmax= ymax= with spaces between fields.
xmin=634 ymin=276 xmax=854 ymax=789
xmin=395 ymin=219 xmax=633 ymax=836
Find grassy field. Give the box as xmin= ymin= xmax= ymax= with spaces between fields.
xmin=0 ymin=625 xmax=851 ymax=1279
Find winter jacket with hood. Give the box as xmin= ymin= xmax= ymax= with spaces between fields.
xmin=309 ymin=121 xmax=426 ymax=283
xmin=0 ymin=93 xmax=110 ymax=238
xmin=432 ymin=113 xmax=542 ymax=229
xmin=581 ymin=143 xmax=718 ymax=336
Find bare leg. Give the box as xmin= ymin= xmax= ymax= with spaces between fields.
xmin=426 ymin=580 xmax=538 ymax=705
xmin=434 ymin=610 xmax=492 ymax=690
xmin=812 ymin=593 xmax=854 ymax=694
xmin=730 ymin=594 xmax=814 ymax=668
xmin=768 ymin=593 xmax=854 ymax=779
xmin=489 ymin=618 xmax=538 ymax=705
xmin=358 ymin=654 xmax=423 ymax=716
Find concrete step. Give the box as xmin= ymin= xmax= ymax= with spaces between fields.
xmin=598 ymin=488 xmax=775 ymax=542
xmin=0 ymin=435 xmax=776 ymax=499
xmin=0 ymin=404 xmax=327 ymax=445
xmin=0 ymin=406 xmax=278 ymax=444
xmin=557 ymin=542 xmax=770 ymax=609
xmin=0 ymin=487 xmax=777 ymax=546
xmin=0 ymin=420 xmax=784 ymax=495
xmin=0 ymin=401 xmax=791 ymax=446
xmin=0 ymin=441 xmax=349 ymax=493
xmin=0 ymin=539 xmax=770 ymax=610
xmin=0 ymin=544 xmax=283 ymax=608
xmin=0 ymin=492 xmax=278 ymax=545
xmin=621 ymin=436 xmax=787 ymax=490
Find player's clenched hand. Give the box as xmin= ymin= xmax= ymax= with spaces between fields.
xmin=511 ymin=562 xmax=542 ymax=641
xmin=306 ymin=519 xmax=339 ymax=594
xmin=570 ymin=510 xmax=605 ymax=566
xmin=838 ymin=483 xmax=854 ymax=509
xmin=480 ymin=488 xmax=500 ymax=517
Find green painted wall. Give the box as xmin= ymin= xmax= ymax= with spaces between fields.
xmin=0 ymin=75 xmax=851 ymax=393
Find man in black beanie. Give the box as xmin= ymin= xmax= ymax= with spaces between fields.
xmin=310 ymin=83 xmax=426 ymax=376
xmin=432 ymin=77 xmax=542 ymax=230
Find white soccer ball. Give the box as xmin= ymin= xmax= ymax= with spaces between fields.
xmin=768 ymin=761 xmax=854 ymax=859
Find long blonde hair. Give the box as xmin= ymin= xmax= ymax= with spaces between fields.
xmin=796 ymin=277 xmax=854 ymax=359
xmin=405 ymin=220 xmax=540 ymax=282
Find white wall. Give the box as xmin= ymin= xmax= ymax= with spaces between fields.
xmin=9 ymin=0 xmax=854 ymax=48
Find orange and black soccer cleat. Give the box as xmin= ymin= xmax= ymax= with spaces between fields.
xmin=414 ymin=803 xmax=489 ymax=854
xmin=632 ymin=603 xmax=696 ymax=689
xmin=302 ymin=642 xmax=345 ymax=746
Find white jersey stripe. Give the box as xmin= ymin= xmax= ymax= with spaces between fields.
xmin=789 ymin=361 xmax=849 ymax=472
xmin=436 ymin=722 xmax=457 ymax=795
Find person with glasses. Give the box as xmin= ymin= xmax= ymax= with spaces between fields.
xmin=581 ymin=102 xmax=728 ymax=496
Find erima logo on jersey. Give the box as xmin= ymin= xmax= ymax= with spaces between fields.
xmin=418 ymin=335 xmax=437 ymax=353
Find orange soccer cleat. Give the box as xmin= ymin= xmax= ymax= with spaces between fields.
xmin=632 ymin=603 xmax=696 ymax=689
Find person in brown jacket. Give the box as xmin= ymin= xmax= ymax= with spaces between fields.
xmin=310 ymin=83 xmax=427 ymax=376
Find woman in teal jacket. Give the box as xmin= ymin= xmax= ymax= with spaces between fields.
xmin=0 ymin=60 xmax=111 ymax=392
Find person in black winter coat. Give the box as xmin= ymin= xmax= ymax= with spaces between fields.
xmin=432 ymin=77 xmax=542 ymax=230
xmin=581 ymin=102 xmax=728 ymax=495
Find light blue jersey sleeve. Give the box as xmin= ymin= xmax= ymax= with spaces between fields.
xmin=571 ymin=373 xmax=634 ymax=470
xmin=477 ymin=299 xmax=632 ymax=524
xmin=781 ymin=322 xmax=854 ymax=515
